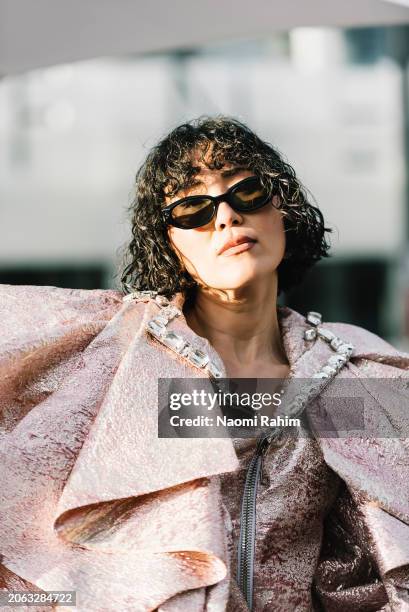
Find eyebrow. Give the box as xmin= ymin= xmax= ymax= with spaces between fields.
xmin=180 ymin=166 xmax=249 ymax=192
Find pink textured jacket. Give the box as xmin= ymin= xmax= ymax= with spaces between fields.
xmin=0 ymin=284 xmax=409 ymax=611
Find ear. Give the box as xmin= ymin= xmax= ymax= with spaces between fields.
xmin=272 ymin=194 xmax=281 ymax=208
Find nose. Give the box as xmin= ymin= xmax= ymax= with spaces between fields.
xmin=214 ymin=200 xmax=243 ymax=230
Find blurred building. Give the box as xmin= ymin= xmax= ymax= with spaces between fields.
xmin=1 ymin=25 xmax=409 ymax=348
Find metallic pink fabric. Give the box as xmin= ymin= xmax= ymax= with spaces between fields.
xmin=0 ymin=284 xmax=408 ymax=611
xmin=220 ymin=436 xmax=340 ymax=611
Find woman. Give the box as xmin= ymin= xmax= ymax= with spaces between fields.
xmin=0 ymin=116 xmax=408 ymax=612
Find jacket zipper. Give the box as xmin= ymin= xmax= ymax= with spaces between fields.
xmin=237 ymin=432 xmax=276 ymax=610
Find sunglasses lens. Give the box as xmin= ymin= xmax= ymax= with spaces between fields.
xmin=167 ymin=177 xmax=271 ymax=228
xmin=231 ymin=177 xmax=269 ymax=210
xmin=171 ymin=198 xmax=214 ymax=228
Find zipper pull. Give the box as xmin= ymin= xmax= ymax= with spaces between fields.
xmin=256 ymin=428 xmax=286 ymax=487
xmin=259 ymin=454 xmax=269 ymax=487
xmin=256 ymin=433 xmax=272 ymax=487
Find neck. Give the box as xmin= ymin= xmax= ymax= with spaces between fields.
xmin=183 ymin=277 xmax=289 ymax=371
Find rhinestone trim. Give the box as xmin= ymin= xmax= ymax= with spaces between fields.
xmin=144 ymin=301 xmax=355 ymax=390
xmin=144 ymin=294 xmax=223 ymax=379
xmin=162 ymin=331 xmax=187 ymax=353
xmin=304 ymin=328 xmax=317 ymax=341
xmin=317 ymin=328 xmax=336 ymax=342
xmin=298 ymin=311 xmax=355 ymax=383
xmin=330 ymin=337 xmax=344 ymax=350
xmin=147 ymin=319 xmax=166 ymax=337
xmin=207 ymin=361 xmax=223 ymax=379
xmin=306 ymin=311 xmax=322 ymax=327
xmin=308 ymin=313 xmax=355 ymax=379
xmin=337 ymin=343 xmax=354 ymax=356
xmin=321 ymin=364 xmax=338 ymax=376
xmin=155 ymin=295 xmax=170 ymax=307
xmin=312 ymin=371 xmax=330 ymax=379
xmin=186 ymin=348 xmax=210 ymax=369
xmin=142 ymin=301 xmax=359 ymax=447
xmin=327 ymin=354 xmax=348 ymax=368
xmin=160 ymin=305 xmax=182 ymax=321
xmin=123 ymin=290 xmax=158 ymax=302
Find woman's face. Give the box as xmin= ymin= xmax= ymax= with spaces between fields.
xmin=165 ymin=162 xmax=286 ymax=292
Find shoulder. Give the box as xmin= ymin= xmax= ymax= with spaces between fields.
xmin=0 ymin=283 xmax=124 ymax=337
xmin=322 ymin=319 xmax=405 ymax=357
xmin=0 ymin=283 xmax=123 ymax=305
xmin=283 ymin=305 xmax=407 ymax=358
xmin=0 ymin=282 xmax=124 ymax=306
xmin=322 ymin=318 xmax=409 ymax=375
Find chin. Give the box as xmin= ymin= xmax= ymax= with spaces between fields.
xmin=224 ymin=262 xmax=275 ymax=283
xmin=208 ymin=271 xmax=264 ymax=290
xmin=198 ymin=259 xmax=279 ymax=290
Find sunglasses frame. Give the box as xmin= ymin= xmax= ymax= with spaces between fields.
xmin=161 ymin=175 xmax=274 ymax=229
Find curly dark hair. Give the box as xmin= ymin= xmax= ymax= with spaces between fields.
xmin=119 ymin=115 xmax=332 ymax=303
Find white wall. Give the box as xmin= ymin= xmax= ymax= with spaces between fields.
xmin=0 ymin=32 xmax=406 ymax=266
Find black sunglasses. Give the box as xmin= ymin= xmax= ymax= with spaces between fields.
xmin=162 ymin=175 xmax=275 ymax=229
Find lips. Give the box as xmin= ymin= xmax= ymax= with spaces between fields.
xmin=217 ymin=235 xmax=257 ymax=256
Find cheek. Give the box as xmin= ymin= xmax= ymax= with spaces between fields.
xmin=256 ymin=206 xmax=286 ymax=241
xmin=167 ymin=228 xmax=185 ymax=255
xmin=167 ymin=228 xmax=208 ymax=264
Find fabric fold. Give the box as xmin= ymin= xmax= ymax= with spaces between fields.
xmin=0 ymin=285 xmax=240 ymax=610
xmin=1 ymin=284 xmax=409 ymax=610
xmin=363 ymin=503 xmax=409 ymax=576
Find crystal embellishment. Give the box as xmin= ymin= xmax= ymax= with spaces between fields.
xmin=327 ymin=354 xmax=347 ymax=368
xmin=162 ymin=331 xmax=186 ymax=352
xmin=330 ymin=337 xmax=344 ymax=350
xmin=160 ymin=305 xmax=182 ymax=321
xmin=207 ymin=361 xmax=223 ymax=379
xmin=313 ymin=371 xmax=330 ymax=379
xmin=337 ymin=343 xmax=354 ymax=356
xmin=304 ymin=309 xmax=355 ymax=382
xmin=304 ymin=328 xmax=317 ymax=341
xmin=146 ymin=301 xmax=356 ymax=388
xmin=321 ymin=365 xmax=338 ymax=376
xmin=122 ymin=293 xmax=136 ymax=303
xmin=187 ymin=348 xmax=209 ymax=368
xmin=287 ymin=394 xmax=305 ymax=415
xmin=155 ymin=294 xmax=170 ymax=307
xmin=317 ymin=328 xmax=336 ymax=342
xmin=153 ymin=314 xmax=168 ymax=326
xmin=123 ymin=290 xmax=158 ymax=302
xmin=147 ymin=318 xmax=166 ymax=337
xmin=307 ymin=311 xmax=322 ymax=326
xmin=306 ymin=312 xmax=355 ymax=358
